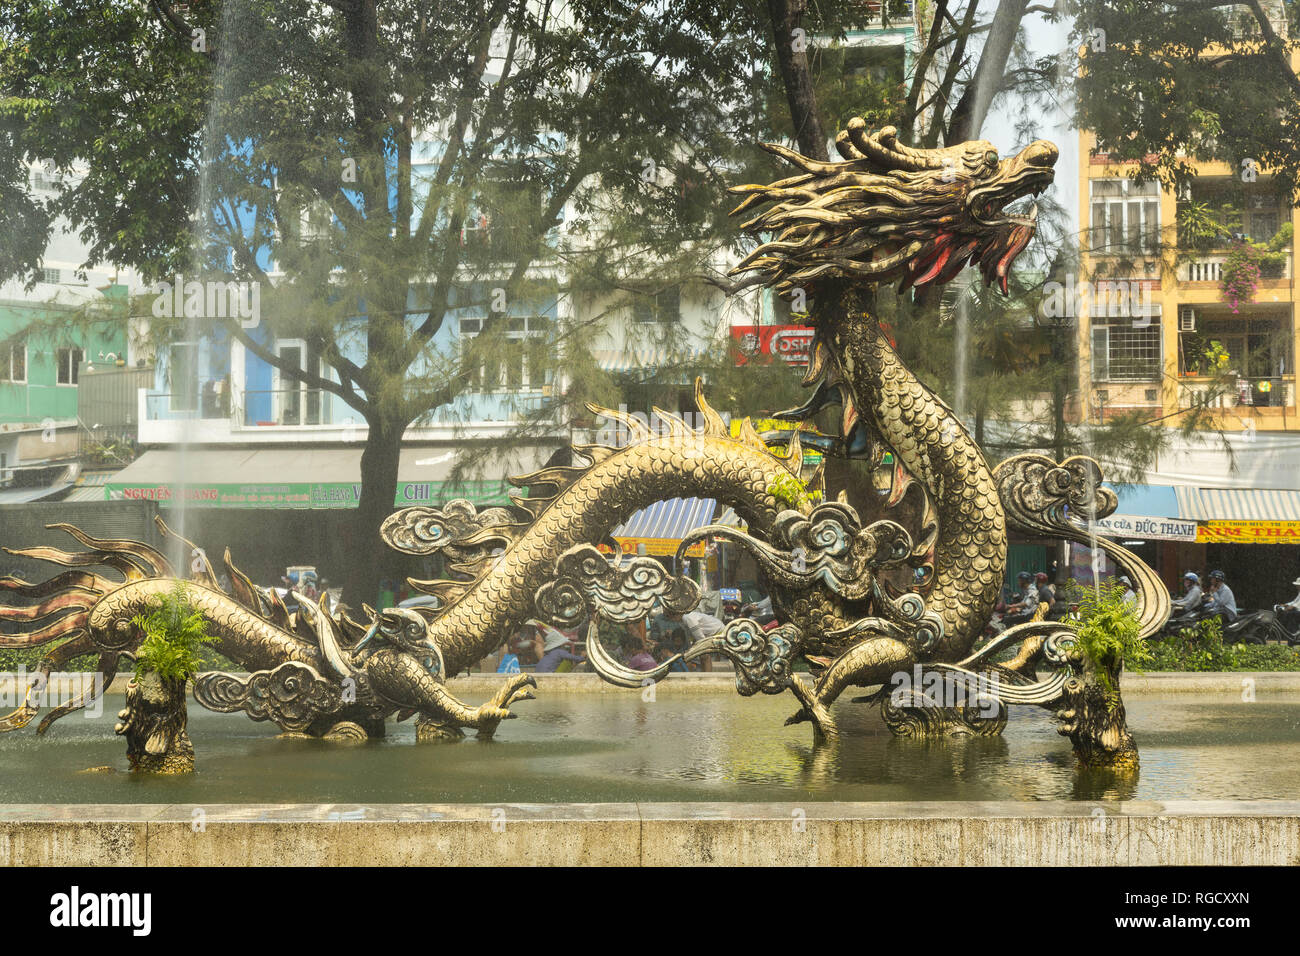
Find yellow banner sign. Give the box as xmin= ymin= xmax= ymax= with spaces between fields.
xmin=1196 ymin=520 xmax=1300 ymax=544
xmin=608 ymin=537 xmax=708 ymax=558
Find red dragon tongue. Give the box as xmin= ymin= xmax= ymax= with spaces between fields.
xmin=995 ymin=224 xmax=1034 ymax=293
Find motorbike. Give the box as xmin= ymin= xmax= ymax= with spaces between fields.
xmin=1223 ymin=608 xmax=1300 ymax=646
xmin=1156 ymin=603 xmax=1221 ymax=640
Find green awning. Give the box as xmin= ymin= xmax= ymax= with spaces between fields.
xmin=104 ymin=446 xmax=556 ymax=509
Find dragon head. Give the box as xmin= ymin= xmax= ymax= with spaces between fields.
xmin=729 ymin=119 xmax=1057 ymax=294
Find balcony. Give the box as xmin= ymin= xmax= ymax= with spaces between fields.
xmin=1177 ymin=376 xmax=1295 ymax=410
xmin=137 ymin=383 xmax=553 ymax=445
xmin=1178 ymin=253 xmax=1292 ymax=283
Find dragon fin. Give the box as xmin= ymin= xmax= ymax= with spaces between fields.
xmin=736 ymin=417 xmax=767 ymax=453
xmin=586 ymin=402 xmax=651 ymax=442
xmin=223 ymin=547 xmax=266 ymax=611
xmin=153 ymin=516 xmax=218 ymax=588
xmin=693 ymin=378 xmax=729 ymax=437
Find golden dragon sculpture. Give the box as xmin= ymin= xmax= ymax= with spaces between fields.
xmin=0 ymin=119 xmax=1169 ymax=754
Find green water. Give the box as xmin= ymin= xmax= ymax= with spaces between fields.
xmin=2 ymin=694 xmax=1298 ymax=803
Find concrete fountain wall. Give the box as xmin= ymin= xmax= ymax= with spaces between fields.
xmin=2 ymin=801 xmax=1298 ymax=866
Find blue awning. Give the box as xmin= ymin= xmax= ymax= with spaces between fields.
xmin=613 ymin=497 xmax=717 ymax=539
xmin=1111 ymin=484 xmax=1181 ymax=519
xmin=1093 ymin=484 xmax=1197 ymax=541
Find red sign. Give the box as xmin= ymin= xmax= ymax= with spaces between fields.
xmin=731 ymin=325 xmax=814 ymax=366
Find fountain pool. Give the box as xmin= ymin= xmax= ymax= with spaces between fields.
xmin=2 ymin=692 xmax=1297 ymax=805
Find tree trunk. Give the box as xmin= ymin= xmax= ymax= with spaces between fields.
xmin=945 ymin=0 xmax=1030 ymax=144
xmin=766 ymin=0 xmax=828 ymax=161
xmin=115 ymin=670 xmax=194 ymax=774
xmin=1052 ymin=652 xmax=1139 ymax=771
xmin=344 ymin=415 xmax=406 ymax=610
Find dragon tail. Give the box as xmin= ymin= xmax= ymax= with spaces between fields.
xmin=0 ymin=523 xmax=178 ymax=732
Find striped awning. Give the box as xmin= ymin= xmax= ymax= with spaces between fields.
xmin=1175 ymin=486 xmax=1300 ymax=522
xmin=612 ymin=497 xmax=719 ymax=557
xmin=64 ymin=470 xmax=115 ymax=503
xmin=592 ymin=347 xmax=709 ymax=371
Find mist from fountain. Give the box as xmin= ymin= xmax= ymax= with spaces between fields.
xmin=174 ymin=1 xmax=239 ymax=580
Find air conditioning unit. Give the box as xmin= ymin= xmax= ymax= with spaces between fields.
xmin=1178 ymin=306 xmax=1197 ymax=332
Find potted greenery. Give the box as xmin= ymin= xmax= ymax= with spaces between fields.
xmin=1054 ymin=582 xmax=1150 ymax=771
xmin=114 ymin=582 xmax=216 ymax=773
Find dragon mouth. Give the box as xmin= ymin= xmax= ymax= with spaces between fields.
xmin=968 ymin=140 xmax=1056 ymax=228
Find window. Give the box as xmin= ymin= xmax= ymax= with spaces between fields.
xmin=633 ymin=287 xmax=681 ymax=324
xmin=1179 ymin=315 xmax=1293 ymax=379
xmin=275 ymin=340 xmax=329 ymax=425
xmin=1 ymin=341 xmax=26 ymax=383
xmin=56 ymin=347 xmax=84 ymax=386
xmin=1090 ymin=179 xmax=1161 ymax=256
xmin=1248 ymin=209 xmax=1280 ymax=242
xmin=31 ymin=166 xmax=61 ymax=192
xmin=459 ymin=315 xmax=550 ymax=391
xmin=39 ymin=268 xmax=61 ymax=285
xmin=1091 ymin=317 xmax=1162 ymax=382
xmin=168 ymin=343 xmax=198 ymax=411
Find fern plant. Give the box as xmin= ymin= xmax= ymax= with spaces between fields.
xmin=1068 ymin=582 xmax=1151 ymax=694
xmin=130 ymin=582 xmax=217 ymax=683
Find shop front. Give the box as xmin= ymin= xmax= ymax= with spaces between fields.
xmin=97 ymin=444 xmax=557 ymax=599
xmin=1186 ymin=491 xmax=1300 ymax=610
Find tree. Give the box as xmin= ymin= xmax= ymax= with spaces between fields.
xmin=0 ymin=0 xmax=776 ymax=602
xmin=1073 ymin=0 xmax=1300 ymax=201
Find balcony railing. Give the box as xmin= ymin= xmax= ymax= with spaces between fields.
xmin=1179 ymin=254 xmax=1291 ymax=282
xmin=234 ymin=388 xmax=333 ymax=428
xmin=1178 ymin=376 xmax=1295 ymax=409
xmin=143 ymin=388 xmax=229 ymax=421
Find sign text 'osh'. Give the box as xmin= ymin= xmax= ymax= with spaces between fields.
xmin=731 ymin=325 xmax=814 ymax=366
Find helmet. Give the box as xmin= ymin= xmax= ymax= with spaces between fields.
xmin=1035 ymin=572 xmax=1049 ymax=584
xmin=1183 ymin=571 xmax=1199 ymax=583
xmin=1118 ymin=575 xmax=1132 ymax=587
xmin=1016 ymin=571 xmax=1032 ymax=581
xmin=1292 ymin=576 xmax=1300 ymax=587
xmin=1209 ymin=569 xmax=1226 ymax=581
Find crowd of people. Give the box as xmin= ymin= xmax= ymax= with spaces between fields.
xmin=493 ymin=602 xmax=734 ymax=675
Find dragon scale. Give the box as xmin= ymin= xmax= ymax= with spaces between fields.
xmin=823 ymin=291 xmax=1006 ymax=662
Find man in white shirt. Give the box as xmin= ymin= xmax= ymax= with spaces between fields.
xmin=666 ymin=608 xmax=725 ymax=672
xmin=1273 ymin=575 xmax=1300 ymax=630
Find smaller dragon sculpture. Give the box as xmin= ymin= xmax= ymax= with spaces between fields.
xmin=0 ymin=517 xmax=536 ymax=741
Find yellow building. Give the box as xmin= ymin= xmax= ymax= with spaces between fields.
xmin=1070 ymin=26 xmax=1300 ymax=611
xmin=1076 ymin=48 xmax=1300 ymax=433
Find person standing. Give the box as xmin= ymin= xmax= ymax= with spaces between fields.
xmin=1117 ymin=575 xmax=1138 ymax=607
